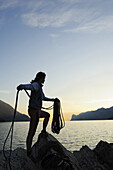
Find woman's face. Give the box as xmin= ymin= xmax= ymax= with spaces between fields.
xmin=40 ymin=76 xmax=45 ymax=84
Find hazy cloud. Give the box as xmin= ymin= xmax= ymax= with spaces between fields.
xmin=1 ymin=0 xmax=113 ymax=33
xmin=0 ymin=0 xmax=18 ymax=10
xmin=64 ymin=15 xmax=113 ymax=33
xmin=0 ymin=90 xmax=11 ymax=94
xmin=50 ymin=34 xmax=59 ymax=38
xmin=86 ymin=99 xmax=113 ymax=104
xmin=22 ymin=9 xmax=73 ymax=28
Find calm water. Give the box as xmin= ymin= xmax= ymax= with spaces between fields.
xmin=1 ymin=120 xmax=113 ymax=152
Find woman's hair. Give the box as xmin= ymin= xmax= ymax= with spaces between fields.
xmin=31 ymin=72 xmax=46 ymax=83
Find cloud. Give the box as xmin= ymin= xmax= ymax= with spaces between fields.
xmin=50 ymin=34 xmax=59 ymax=38
xmin=85 ymin=99 xmax=113 ymax=104
xmin=64 ymin=15 xmax=113 ymax=33
xmin=21 ymin=0 xmax=113 ymax=33
xmin=1 ymin=0 xmax=113 ymax=33
xmin=0 ymin=90 xmax=11 ymax=94
xmin=0 ymin=0 xmax=18 ymax=10
xmin=21 ymin=7 xmax=73 ymax=28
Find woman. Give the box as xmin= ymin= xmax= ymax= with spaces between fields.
xmin=17 ymin=72 xmax=55 ymax=156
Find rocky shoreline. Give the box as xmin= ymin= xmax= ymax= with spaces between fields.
xmin=0 ymin=133 xmax=113 ymax=170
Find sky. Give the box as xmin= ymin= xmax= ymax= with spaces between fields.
xmin=1 ymin=0 xmax=113 ymax=120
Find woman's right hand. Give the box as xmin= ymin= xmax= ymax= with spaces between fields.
xmin=54 ymin=98 xmax=60 ymax=102
xmin=17 ymin=84 xmax=24 ymax=91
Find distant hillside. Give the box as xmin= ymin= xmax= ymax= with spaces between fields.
xmin=71 ymin=106 xmax=113 ymax=121
xmin=0 ymin=100 xmax=29 ymax=122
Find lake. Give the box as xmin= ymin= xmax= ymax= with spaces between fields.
xmin=1 ymin=120 xmax=113 ymax=152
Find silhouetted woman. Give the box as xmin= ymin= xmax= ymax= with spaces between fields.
xmin=17 ymin=72 xmax=55 ymax=156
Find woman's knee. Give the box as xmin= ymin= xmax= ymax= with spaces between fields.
xmin=40 ymin=111 xmax=50 ymax=118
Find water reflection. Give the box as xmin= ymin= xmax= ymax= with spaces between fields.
xmin=0 ymin=120 xmax=113 ymax=151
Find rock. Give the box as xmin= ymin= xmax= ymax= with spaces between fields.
xmin=73 ymin=145 xmax=106 ymax=170
xmin=0 ymin=148 xmax=37 ymax=170
xmin=73 ymin=140 xmax=113 ymax=170
xmin=30 ymin=132 xmax=80 ymax=170
xmin=1 ymin=134 xmax=113 ymax=170
xmin=0 ymin=133 xmax=80 ymax=170
xmin=94 ymin=140 xmax=113 ymax=169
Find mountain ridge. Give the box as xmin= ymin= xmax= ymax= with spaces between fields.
xmin=0 ymin=100 xmax=29 ymax=122
xmin=71 ymin=106 xmax=113 ymax=121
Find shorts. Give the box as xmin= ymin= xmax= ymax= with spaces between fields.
xmin=28 ymin=107 xmax=41 ymax=117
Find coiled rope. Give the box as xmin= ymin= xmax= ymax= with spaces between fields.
xmin=51 ymin=99 xmax=65 ymax=134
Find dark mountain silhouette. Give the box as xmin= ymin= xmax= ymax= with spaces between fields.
xmin=71 ymin=106 xmax=113 ymax=121
xmin=0 ymin=100 xmax=29 ymax=122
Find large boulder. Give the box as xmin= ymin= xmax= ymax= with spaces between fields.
xmin=0 ymin=132 xmax=80 ymax=170
xmin=30 ymin=132 xmax=80 ymax=170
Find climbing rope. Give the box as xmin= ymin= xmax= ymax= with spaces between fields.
xmin=51 ymin=99 xmax=65 ymax=134
xmin=24 ymin=89 xmax=65 ymax=134
xmin=3 ymin=89 xmax=65 ymax=169
xmin=3 ymin=90 xmax=20 ymax=170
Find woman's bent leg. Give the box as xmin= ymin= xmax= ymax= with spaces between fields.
xmin=39 ymin=110 xmax=50 ymax=133
xmin=43 ymin=112 xmax=50 ymax=132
